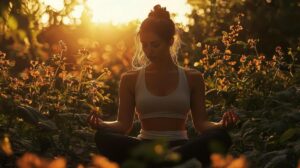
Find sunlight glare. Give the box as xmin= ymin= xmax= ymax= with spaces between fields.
xmin=40 ymin=0 xmax=192 ymax=25
xmin=86 ymin=0 xmax=192 ymax=25
xmin=70 ymin=5 xmax=85 ymax=19
xmin=41 ymin=0 xmax=64 ymax=12
xmin=41 ymin=13 xmax=49 ymax=24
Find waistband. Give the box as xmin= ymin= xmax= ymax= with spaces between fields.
xmin=137 ymin=129 xmax=188 ymax=140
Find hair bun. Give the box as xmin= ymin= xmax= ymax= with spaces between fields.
xmin=148 ymin=4 xmax=170 ymax=20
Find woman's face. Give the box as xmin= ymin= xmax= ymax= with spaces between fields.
xmin=140 ymin=31 xmax=171 ymax=62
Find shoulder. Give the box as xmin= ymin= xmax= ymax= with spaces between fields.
xmin=182 ymin=67 xmax=204 ymax=84
xmin=119 ymin=69 xmax=141 ymax=90
xmin=181 ymin=67 xmax=204 ymax=92
xmin=121 ymin=69 xmax=139 ymax=80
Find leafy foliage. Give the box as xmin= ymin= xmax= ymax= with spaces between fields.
xmin=0 ymin=0 xmax=300 ymax=167
xmin=191 ymin=14 xmax=295 ymax=110
xmin=185 ymin=14 xmax=300 ymax=167
xmin=0 ymin=43 xmax=112 ymax=166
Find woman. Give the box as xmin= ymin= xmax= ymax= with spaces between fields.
xmin=88 ymin=4 xmax=239 ymax=167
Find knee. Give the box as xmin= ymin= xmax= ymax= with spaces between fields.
xmin=94 ymin=129 xmax=111 ymax=143
xmin=202 ymin=128 xmax=232 ymax=149
xmin=204 ymin=127 xmax=230 ymax=138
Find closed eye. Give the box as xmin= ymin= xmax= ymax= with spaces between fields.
xmin=151 ymin=42 xmax=161 ymax=48
xmin=141 ymin=41 xmax=161 ymax=49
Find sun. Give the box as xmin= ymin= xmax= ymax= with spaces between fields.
xmin=41 ymin=0 xmax=192 ymax=25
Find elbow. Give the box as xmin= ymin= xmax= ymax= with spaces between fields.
xmin=118 ymin=121 xmax=133 ymax=135
xmin=193 ymin=120 xmax=207 ymax=134
xmin=194 ymin=115 xmax=209 ymax=133
xmin=124 ymin=125 xmax=133 ymax=135
xmin=195 ymin=124 xmax=205 ymax=134
xmin=122 ymin=124 xmax=133 ymax=135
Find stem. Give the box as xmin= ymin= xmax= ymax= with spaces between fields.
xmin=77 ymin=66 xmax=84 ymax=92
xmin=50 ymin=50 xmax=64 ymax=90
xmin=254 ymin=46 xmax=259 ymax=57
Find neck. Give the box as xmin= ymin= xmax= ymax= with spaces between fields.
xmin=148 ymin=53 xmax=177 ymax=71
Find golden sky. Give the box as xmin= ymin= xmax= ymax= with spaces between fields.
xmin=41 ymin=0 xmax=192 ymax=25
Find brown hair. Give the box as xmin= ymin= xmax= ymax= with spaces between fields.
xmin=139 ymin=5 xmax=175 ymax=42
xmin=132 ymin=5 xmax=181 ymax=69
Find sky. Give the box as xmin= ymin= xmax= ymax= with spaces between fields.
xmin=41 ymin=0 xmax=192 ymax=25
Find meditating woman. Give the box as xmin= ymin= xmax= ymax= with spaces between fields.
xmin=87 ymin=4 xmax=239 ymax=167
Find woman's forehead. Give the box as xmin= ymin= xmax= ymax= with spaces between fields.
xmin=140 ymin=31 xmax=162 ymax=42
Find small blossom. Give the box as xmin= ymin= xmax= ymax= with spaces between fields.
xmin=275 ymin=46 xmax=284 ymax=57
xmin=165 ymin=152 xmax=181 ymax=162
xmin=59 ymin=40 xmax=67 ymax=52
xmin=247 ymin=39 xmax=259 ymax=48
xmin=0 ymin=51 xmax=6 ymax=59
xmin=30 ymin=60 xmax=39 ymax=67
xmin=240 ymin=55 xmax=247 ymax=63
xmin=228 ymin=61 xmax=237 ymax=66
xmin=1 ymin=135 xmax=13 ymax=156
xmin=58 ymin=71 xmax=68 ymax=80
xmin=238 ymin=68 xmax=245 ymax=75
xmin=92 ymin=155 xmax=119 ymax=168
xmin=216 ymin=59 xmax=224 ymax=65
xmin=202 ymin=49 xmax=208 ymax=55
xmin=259 ymin=55 xmax=265 ymax=60
xmin=30 ymin=70 xmax=40 ymax=78
xmin=184 ymin=58 xmax=189 ymax=65
xmin=225 ymin=49 xmax=232 ymax=55
xmin=224 ymin=55 xmax=231 ymax=61
xmin=212 ymin=46 xmax=220 ymax=54
xmin=196 ymin=42 xmax=202 ymax=47
xmin=154 ymin=144 xmax=164 ymax=155
xmin=79 ymin=48 xmax=90 ymax=56
xmin=209 ymin=63 xmax=217 ymax=69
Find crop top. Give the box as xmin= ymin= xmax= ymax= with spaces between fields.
xmin=135 ymin=66 xmax=191 ymax=120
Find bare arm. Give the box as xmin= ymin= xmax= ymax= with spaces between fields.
xmin=189 ymin=70 xmax=222 ymax=133
xmin=91 ymin=72 xmax=136 ymax=135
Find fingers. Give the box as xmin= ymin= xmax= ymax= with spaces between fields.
xmin=92 ymin=115 xmax=100 ymax=128
xmin=87 ymin=112 xmax=96 ymax=121
xmin=87 ymin=112 xmax=98 ymax=128
xmin=222 ymin=113 xmax=228 ymax=127
xmin=228 ymin=112 xmax=235 ymax=125
xmin=224 ymin=118 xmax=227 ymax=127
xmin=231 ymin=111 xmax=239 ymax=123
xmin=227 ymin=112 xmax=234 ymax=125
xmin=87 ymin=113 xmax=94 ymax=123
xmin=222 ymin=110 xmax=240 ymax=128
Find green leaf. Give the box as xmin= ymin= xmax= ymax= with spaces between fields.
xmin=18 ymin=30 xmax=27 ymax=40
xmin=16 ymin=105 xmax=57 ymax=131
xmin=16 ymin=105 xmax=40 ymax=125
xmin=279 ymin=128 xmax=298 ymax=144
xmin=37 ymin=120 xmax=58 ymax=131
xmin=57 ymin=113 xmax=74 ymax=119
xmin=264 ymin=154 xmax=291 ymax=168
xmin=7 ymin=16 xmax=18 ymax=30
xmin=236 ymin=41 xmax=247 ymax=48
xmin=72 ymin=129 xmax=94 ymax=140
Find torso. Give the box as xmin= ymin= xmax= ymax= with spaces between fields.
xmin=125 ymin=66 xmax=199 ymax=131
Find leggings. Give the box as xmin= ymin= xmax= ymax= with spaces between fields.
xmin=94 ymin=128 xmax=232 ymax=167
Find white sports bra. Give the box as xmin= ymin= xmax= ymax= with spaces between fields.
xmin=135 ymin=66 xmax=191 ymax=120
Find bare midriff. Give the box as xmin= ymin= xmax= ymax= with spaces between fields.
xmin=140 ymin=117 xmax=186 ymax=131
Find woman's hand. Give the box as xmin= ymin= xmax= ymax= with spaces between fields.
xmin=219 ymin=108 xmax=240 ymax=128
xmin=87 ymin=112 xmax=104 ymax=130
